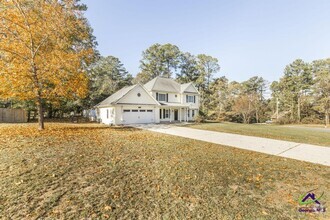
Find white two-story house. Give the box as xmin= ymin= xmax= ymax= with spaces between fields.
xmin=96 ymin=76 xmax=200 ymax=125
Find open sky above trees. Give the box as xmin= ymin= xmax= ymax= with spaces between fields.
xmin=81 ymin=0 xmax=330 ymax=82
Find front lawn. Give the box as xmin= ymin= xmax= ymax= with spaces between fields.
xmin=0 ymin=123 xmax=329 ymax=219
xmin=184 ymin=122 xmax=330 ymax=147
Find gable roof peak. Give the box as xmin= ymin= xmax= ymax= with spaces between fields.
xmin=96 ymin=84 xmax=137 ymax=107
xmin=143 ymin=76 xmax=199 ymax=94
xmin=181 ymin=82 xmax=199 ymax=94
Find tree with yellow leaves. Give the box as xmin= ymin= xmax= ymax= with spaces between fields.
xmin=0 ymin=0 xmax=96 ymax=129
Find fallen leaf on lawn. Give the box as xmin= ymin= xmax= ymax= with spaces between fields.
xmin=104 ymin=206 xmax=112 ymax=211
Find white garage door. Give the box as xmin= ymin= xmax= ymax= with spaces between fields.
xmin=122 ymin=109 xmax=154 ymax=124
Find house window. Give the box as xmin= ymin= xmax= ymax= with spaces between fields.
xmin=137 ymin=93 xmax=141 ymax=97
xmin=192 ymin=110 xmax=195 ymax=117
xmin=186 ymin=95 xmax=195 ymax=103
xmin=161 ymin=109 xmax=169 ymax=119
xmin=106 ymin=109 xmax=109 ymax=119
xmin=159 ymin=109 xmax=162 ymax=119
xmin=123 ymin=109 xmax=130 ymax=112
xmin=158 ymin=93 xmax=166 ymax=102
xmin=188 ymin=109 xmax=190 ymax=117
xmin=132 ymin=110 xmax=138 ymax=112
xmin=147 ymin=110 xmax=153 ymax=112
xmin=139 ymin=110 xmax=146 ymax=112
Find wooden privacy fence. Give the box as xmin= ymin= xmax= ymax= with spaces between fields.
xmin=0 ymin=108 xmax=27 ymax=123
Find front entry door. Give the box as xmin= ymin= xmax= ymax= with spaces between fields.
xmin=174 ymin=109 xmax=178 ymax=121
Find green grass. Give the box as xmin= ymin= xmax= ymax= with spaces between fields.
xmin=0 ymin=123 xmax=329 ymax=219
xmin=183 ymin=122 xmax=330 ymax=147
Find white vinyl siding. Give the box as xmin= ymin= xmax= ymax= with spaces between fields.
xmin=100 ymin=107 xmax=115 ymax=124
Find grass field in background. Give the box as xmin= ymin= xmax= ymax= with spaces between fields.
xmin=0 ymin=123 xmax=329 ymax=219
xmin=184 ymin=122 xmax=330 ymax=147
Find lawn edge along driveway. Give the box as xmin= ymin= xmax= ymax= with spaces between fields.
xmin=135 ymin=124 xmax=330 ymax=166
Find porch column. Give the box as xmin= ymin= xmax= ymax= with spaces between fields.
xmin=179 ymin=108 xmax=182 ymax=122
xmin=185 ymin=108 xmax=188 ymax=122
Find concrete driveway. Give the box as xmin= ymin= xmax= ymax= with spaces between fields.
xmin=132 ymin=124 xmax=330 ymax=166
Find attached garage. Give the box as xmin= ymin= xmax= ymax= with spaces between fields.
xmin=96 ymin=84 xmax=160 ymax=125
xmin=122 ymin=109 xmax=154 ymax=124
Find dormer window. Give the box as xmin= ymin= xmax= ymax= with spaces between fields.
xmin=159 ymin=94 xmax=166 ymax=101
xmin=156 ymin=92 xmax=168 ymax=102
xmin=186 ymin=95 xmax=195 ymax=103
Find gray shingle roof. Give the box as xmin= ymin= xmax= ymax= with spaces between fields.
xmin=144 ymin=77 xmax=181 ymax=93
xmin=96 ymin=85 xmax=136 ymax=107
xmin=96 ymin=77 xmax=199 ymax=108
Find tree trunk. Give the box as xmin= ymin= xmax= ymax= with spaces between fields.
xmin=27 ymin=110 xmax=31 ymax=122
xmin=37 ymin=97 xmax=44 ymax=130
xmin=218 ymin=103 xmax=222 ymax=119
xmin=276 ymin=97 xmax=279 ymax=120
xmin=201 ymin=91 xmax=205 ymax=113
xmin=242 ymin=114 xmax=247 ymax=124
xmin=297 ymin=96 xmax=301 ymax=122
xmin=255 ymin=110 xmax=259 ymax=123
xmin=290 ymin=100 xmax=294 ymax=120
xmin=325 ymin=109 xmax=329 ymax=128
xmin=166 ymin=61 xmax=170 ymax=78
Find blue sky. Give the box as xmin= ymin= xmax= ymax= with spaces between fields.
xmin=81 ymin=0 xmax=330 ymax=83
